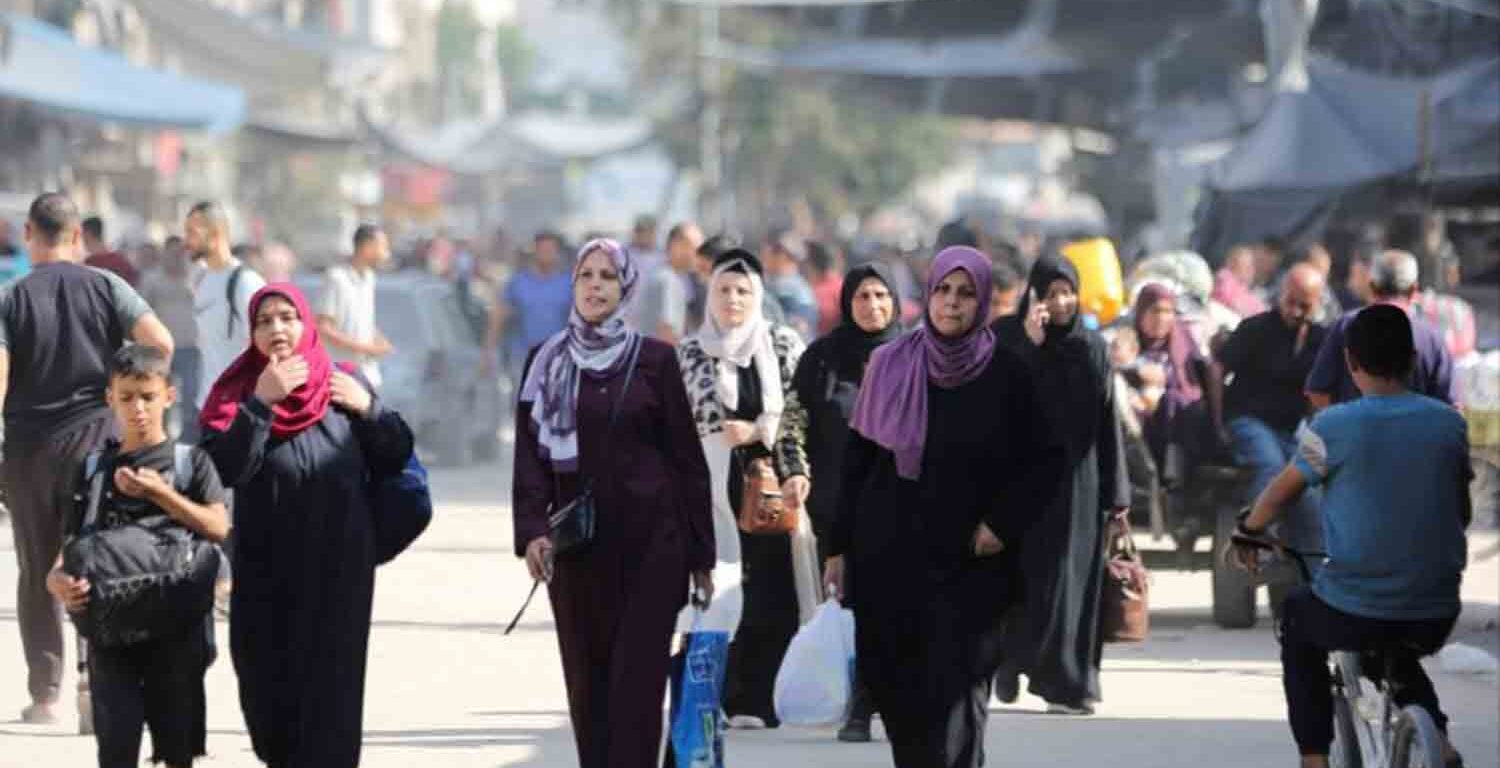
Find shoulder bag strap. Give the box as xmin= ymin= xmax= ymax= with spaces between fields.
xmin=172 ymin=444 xmax=194 ymax=492
xmin=79 ymin=450 xmax=108 ymax=531
xmin=225 ymin=264 xmax=246 ymax=337
xmin=514 ymin=339 xmax=643 ymax=635
xmin=579 ymin=336 xmax=643 ymax=496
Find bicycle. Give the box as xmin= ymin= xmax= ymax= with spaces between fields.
xmin=1227 ymin=533 xmax=1452 ymax=768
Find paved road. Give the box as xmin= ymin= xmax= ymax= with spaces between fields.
xmin=1 ymin=461 xmax=1495 ymax=767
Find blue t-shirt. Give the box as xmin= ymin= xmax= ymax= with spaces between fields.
xmin=1305 ymin=305 xmax=1454 ymax=406
xmin=502 ymin=269 xmax=573 ymax=361
xmin=1293 ymin=393 xmax=1469 ymax=620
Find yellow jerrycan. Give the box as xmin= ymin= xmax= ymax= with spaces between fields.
xmin=1062 ymin=237 xmax=1126 ymax=325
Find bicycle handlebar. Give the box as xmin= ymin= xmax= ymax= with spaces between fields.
xmin=1226 ymin=531 xmax=1326 ymax=584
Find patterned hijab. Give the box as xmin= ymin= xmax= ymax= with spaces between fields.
xmin=849 ymin=246 xmax=995 ymax=480
xmin=518 ymin=238 xmax=642 ymax=470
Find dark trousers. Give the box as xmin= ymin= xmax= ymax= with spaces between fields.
xmin=1227 ymin=417 xmax=1321 ymax=554
xmin=1279 ymin=586 xmax=1456 ymax=756
xmin=723 ymin=621 xmax=797 ymax=726
xmin=89 ymin=623 xmax=209 ymax=768
xmin=0 ymin=413 xmax=113 ymax=703
xmin=887 ymin=677 xmax=992 ymax=768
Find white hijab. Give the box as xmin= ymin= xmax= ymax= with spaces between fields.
xmin=697 ymin=257 xmax=783 ymax=449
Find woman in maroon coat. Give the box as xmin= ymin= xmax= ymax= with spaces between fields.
xmin=512 ymin=238 xmax=715 ymax=768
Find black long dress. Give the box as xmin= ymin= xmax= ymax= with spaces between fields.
xmin=722 ymin=360 xmax=799 ymax=725
xmin=992 ymin=257 xmax=1130 ymax=709
xmin=829 ymin=346 xmax=1064 ymax=768
xmin=791 ymin=262 xmax=903 ymax=562
xmin=202 ymin=396 xmax=412 ymax=768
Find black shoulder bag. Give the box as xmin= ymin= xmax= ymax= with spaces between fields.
xmin=506 ymin=339 xmax=641 ymax=634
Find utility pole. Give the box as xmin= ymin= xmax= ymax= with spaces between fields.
xmin=699 ymin=2 xmax=723 ymax=230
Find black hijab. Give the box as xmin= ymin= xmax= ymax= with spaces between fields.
xmin=826 ymin=261 xmax=903 ymax=382
xmin=997 ymin=252 xmax=1111 ymax=463
xmin=1017 ymin=253 xmax=1090 ymax=352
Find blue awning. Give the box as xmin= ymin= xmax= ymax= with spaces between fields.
xmin=0 ymin=13 xmax=245 ymax=133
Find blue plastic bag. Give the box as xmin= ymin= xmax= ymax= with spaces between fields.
xmin=668 ymin=630 xmax=729 ymax=768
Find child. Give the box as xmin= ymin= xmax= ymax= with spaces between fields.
xmin=1108 ymin=326 xmax=1161 ymax=421
xmin=1233 ymin=304 xmax=1470 ymax=768
xmin=46 ymin=345 xmax=229 ymax=768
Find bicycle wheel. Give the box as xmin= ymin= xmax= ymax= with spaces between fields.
xmin=1389 ymin=705 xmax=1446 ymax=767
xmin=1329 ymin=695 xmax=1364 ymax=768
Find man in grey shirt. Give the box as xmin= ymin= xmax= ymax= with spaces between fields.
xmin=0 ymin=193 xmax=173 ymax=726
xmin=635 ymin=222 xmax=704 ymax=344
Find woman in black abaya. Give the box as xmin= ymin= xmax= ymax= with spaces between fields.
xmin=992 ymin=253 xmax=1130 ymax=714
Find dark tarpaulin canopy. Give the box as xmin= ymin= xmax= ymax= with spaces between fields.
xmin=1192 ymin=53 xmax=1499 ymax=260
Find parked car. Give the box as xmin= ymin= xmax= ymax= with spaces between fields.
xmin=297 ymin=271 xmax=504 ymax=466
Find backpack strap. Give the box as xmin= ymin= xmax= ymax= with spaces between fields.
xmin=225 ymin=264 xmax=247 ymax=338
xmin=79 ymin=450 xmax=108 ymax=531
xmin=172 ymin=444 xmax=194 ymax=492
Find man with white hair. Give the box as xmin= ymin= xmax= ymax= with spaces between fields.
xmin=1304 ymin=249 xmax=1454 ymax=409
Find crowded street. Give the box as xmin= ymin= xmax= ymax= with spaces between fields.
xmin=2 ymin=460 xmax=1496 ymax=767
xmin=3 ymin=2 xmax=1500 ymax=767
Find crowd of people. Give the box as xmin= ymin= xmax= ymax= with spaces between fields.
xmin=505 ymin=213 xmax=1484 ymax=768
xmin=0 ymin=188 xmax=1489 ymax=768
xmin=1 ymin=193 xmax=410 ymax=768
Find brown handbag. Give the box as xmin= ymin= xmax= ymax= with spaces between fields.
xmin=736 ymin=455 xmax=796 ymax=535
xmin=1101 ymin=518 xmax=1150 ymax=643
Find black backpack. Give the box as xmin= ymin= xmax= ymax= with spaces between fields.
xmin=62 ymin=445 xmax=221 ymax=648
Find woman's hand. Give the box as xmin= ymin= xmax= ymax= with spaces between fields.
xmin=973 ymin=521 xmax=1005 ymax=557
xmin=524 ymin=537 xmax=554 ymax=583
xmin=46 ymin=569 xmax=90 ymax=613
xmin=721 ymin=420 xmax=759 ymax=447
xmin=331 ymin=371 xmax=373 ymax=417
xmin=781 ymin=475 xmax=810 ymax=518
xmin=254 ymin=354 xmax=309 ymax=406
xmin=691 ymin=570 xmax=715 ymax=610
xmin=823 ymin=555 xmax=845 ymax=601
xmin=1023 ymin=288 xmax=1049 ymax=346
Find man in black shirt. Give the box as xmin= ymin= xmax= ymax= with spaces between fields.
xmin=1208 ymin=263 xmax=1327 ymax=551
xmin=0 ymin=193 xmax=173 ymax=726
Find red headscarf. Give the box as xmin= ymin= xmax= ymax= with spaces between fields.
xmin=199 ymin=283 xmax=334 ymax=440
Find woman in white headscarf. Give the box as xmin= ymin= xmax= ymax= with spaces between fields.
xmin=675 ymin=247 xmax=815 ymax=730
xmin=512 ymin=238 xmax=714 ymax=768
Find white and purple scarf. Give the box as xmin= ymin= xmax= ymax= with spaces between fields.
xmin=519 ymin=238 xmax=642 ymax=470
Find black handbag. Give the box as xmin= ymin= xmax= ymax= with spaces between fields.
xmin=544 ymin=339 xmax=640 ymax=559
xmin=505 ymin=341 xmax=640 ymax=635
xmin=62 ymin=445 xmax=221 ymax=648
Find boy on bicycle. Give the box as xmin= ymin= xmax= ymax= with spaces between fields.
xmin=1232 ymin=304 xmax=1470 ymax=768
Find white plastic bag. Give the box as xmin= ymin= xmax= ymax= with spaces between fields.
xmin=773 ymin=600 xmax=856 ymax=726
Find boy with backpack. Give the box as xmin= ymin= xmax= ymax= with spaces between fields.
xmin=46 ymin=345 xmax=229 ymax=768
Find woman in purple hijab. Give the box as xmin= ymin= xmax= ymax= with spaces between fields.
xmin=824 ymin=246 xmax=1066 ymax=768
